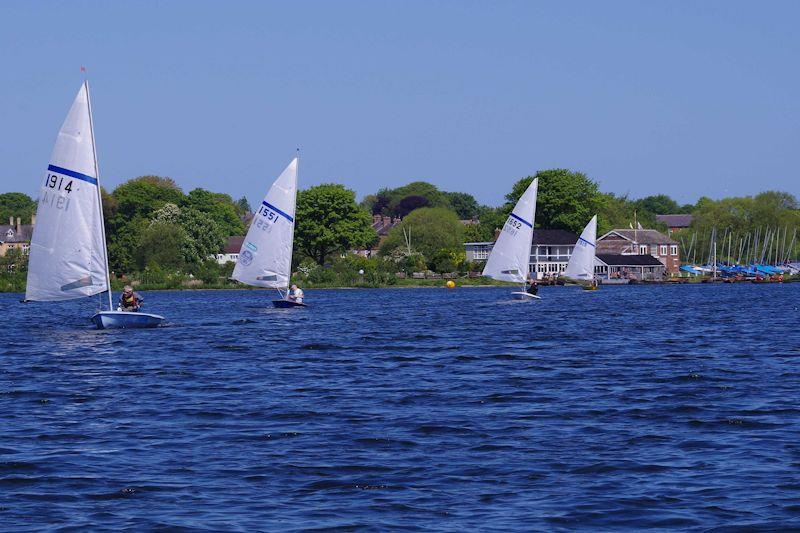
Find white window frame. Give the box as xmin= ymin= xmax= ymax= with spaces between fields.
xmin=660 ymin=245 xmax=668 ymax=256
xmin=670 ymin=245 xmax=678 ymax=256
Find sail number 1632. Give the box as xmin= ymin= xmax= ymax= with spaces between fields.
xmin=44 ymin=174 xmax=74 ymax=193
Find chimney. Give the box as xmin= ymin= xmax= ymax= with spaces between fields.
xmin=30 ymin=214 xmax=36 ymax=226
xmin=8 ymin=216 xmax=12 ymax=226
xmin=16 ymin=217 xmax=21 ymax=233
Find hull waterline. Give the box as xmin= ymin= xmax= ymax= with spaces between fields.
xmin=272 ymin=300 xmax=307 ymax=308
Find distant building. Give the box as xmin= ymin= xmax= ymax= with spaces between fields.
xmin=595 ymin=254 xmax=666 ymax=281
xmin=353 ymin=215 xmax=402 ymax=257
xmin=464 ymin=229 xmax=579 ymax=280
xmin=215 ymin=236 xmax=244 ymax=264
xmin=597 ymin=228 xmax=680 ymax=275
xmin=656 ymin=214 xmax=693 ymax=234
xmin=0 ymin=216 xmax=35 ymax=257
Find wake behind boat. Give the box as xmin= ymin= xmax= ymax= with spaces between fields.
xmin=482 ymin=178 xmax=540 ymax=300
xmin=25 ymin=81 xmax=164 ymax=329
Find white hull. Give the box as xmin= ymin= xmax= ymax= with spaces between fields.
xmin=511 ymin=291 xmax=540 ymax=300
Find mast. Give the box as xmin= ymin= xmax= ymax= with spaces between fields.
xmin=282 ymin=148 xmax=299 ymax=299
xmin=85 ymin=80 xmax=114 ymax=311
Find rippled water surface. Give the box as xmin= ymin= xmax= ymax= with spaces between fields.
xmin=2 ymin=284 xmax=800 ymax=530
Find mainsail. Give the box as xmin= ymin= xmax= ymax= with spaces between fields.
xmin=232 ymin=158 xmax=298 ymax=289
xmin=482 ymin=178 xmax=538 ymax=284
xmin=26 ymin=83 xmax=109 ymax=302
xmin=563 ymin=215 xmax=597 ymax=282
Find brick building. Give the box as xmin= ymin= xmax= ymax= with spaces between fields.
xmin=656 ymin=214 xmax=693 ymax=235
xmin=596 ymin=228 xmax=680 ymax=275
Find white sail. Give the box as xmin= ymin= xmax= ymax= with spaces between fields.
xmin=482 ymin=178 xmax=538 ymax=283
xmin=563 ymin=215 xmax=597 ymax=282
xmin=26 ymin=83 xmax=108 ymax=302
xmin=232 ymin=158 xmax=298 ymax=288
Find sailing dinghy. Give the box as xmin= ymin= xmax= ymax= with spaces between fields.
xmin=25 ymin=82 xmax=164 ymax=329
xmin=562 ymin=215 xmax=599 ymax=290
xmin=232 ymin=157 xmax=305 ymax=308
xmin=482 ymin=178 xmax=539 ymax=300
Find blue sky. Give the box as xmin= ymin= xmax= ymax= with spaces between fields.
xmin=1 ymin=1 xmax=798 ymax=207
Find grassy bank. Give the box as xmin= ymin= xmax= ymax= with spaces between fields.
xmin=4 ymin=271 xmax=796 ymax=293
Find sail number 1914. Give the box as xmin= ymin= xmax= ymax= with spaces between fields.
xmin=44 ymin=174 xmax=74 ymax=193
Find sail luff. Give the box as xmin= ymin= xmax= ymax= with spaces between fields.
xmin=85 ymin=80 xmax=114 ymax=311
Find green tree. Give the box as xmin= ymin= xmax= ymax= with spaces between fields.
xmin=178 ymin=208 xmax=226 ymax=265
xmin=107 ymin=216 xmax=148 ymax=272
xmin=112 ymin=176 xmax=184 ymax=220
xmin=234 ymin=196 xmax=252 ymax=217
xmin=505 ymin=169 xmax=602 ymax=233
xmin=634 ymin=194 xmax=680 ymax=216
xmin=295 ymin=184 xmax=376 ymax=265
xmin=0 ymin=193 xmax=36 ymax=224
xmin=136 ymin=221 xmax=186 ymax=270
xmin=445 ymin=191 xmax=480 ymax=219
xmin=395 ymin=195 xmax=430 ymax=217
xmin=380 ymin=207 xmax=464 ymax=259
xmin=183 ymin=188 xmax=245 ymax=237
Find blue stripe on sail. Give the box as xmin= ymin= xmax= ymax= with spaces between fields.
xmin=510 ymin=213 xmax=532 ymax=228
xmin=262 ymin=201 xmax=294 ymax=222
xmin=47 ymin=165 xmax=98 ymax=186
xmin=578 ymin=237 xmax=596 ymax=247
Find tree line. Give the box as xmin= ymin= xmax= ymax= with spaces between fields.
xmin=2 ymin=168 xmax=799 ymax=288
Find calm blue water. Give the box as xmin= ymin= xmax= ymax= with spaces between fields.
xmin=1 ymin=284 xmax=799 ymax=530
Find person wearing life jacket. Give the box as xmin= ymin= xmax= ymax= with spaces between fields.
xmin=118 ymin=285 xmax=144 ymax=312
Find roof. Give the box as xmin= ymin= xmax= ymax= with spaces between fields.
xmin=465 ymin=228 xmax=580 ymax=247
xmin=599 ymin=229 xmax=676 ymax=245
xmin=372 ymin=216 xmax=400 ymax=236
xmin=222 ymin=236 xmax=244 ymax=254
xmin=0 ymin=224 xmax=34 ymax=243
xmin=532 ymin=229 xmax=579 ymax=245
xmin=596 ymin=254 xmax=665 ymax=267
xmin=656 ymin=214 xmax=693 ymax=228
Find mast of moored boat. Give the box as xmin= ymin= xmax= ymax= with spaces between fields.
xmin=84 ymin=80 xmax=113 ymax=312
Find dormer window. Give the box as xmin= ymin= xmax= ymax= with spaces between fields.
xmin=5 ymin=229 xmax=13 ymax=238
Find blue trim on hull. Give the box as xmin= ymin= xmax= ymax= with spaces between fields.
xmin=92 ymin=311 xmax=164 ymax=329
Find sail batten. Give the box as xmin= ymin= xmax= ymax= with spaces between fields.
xmin=232 ymin=158 xmax=298 ymax=289
xmin=25 ymin=83 xmax=109 ymax=302
xmin=482 ymin=178 xmax=538 ymax=284
xmin=563 ymin=215 xmax=598 ymax=282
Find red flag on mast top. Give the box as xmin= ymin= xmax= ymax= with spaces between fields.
xmin=80 ymin=66 xmax=86 ymax=73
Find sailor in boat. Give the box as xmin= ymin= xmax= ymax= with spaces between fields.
xmin=118 ymin=285 xmax=144 ymax=312
xmin=287 ymin=284 xmax=304 ymax=304
xmin=526 ymin=274 xmax=539 ymax=297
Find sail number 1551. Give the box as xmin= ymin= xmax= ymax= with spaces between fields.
xmin=44 ymin=174 xmax=74 ymax=193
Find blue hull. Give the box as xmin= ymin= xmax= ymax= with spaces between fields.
xmin=91 ymin=311 xmax=165 ymax=329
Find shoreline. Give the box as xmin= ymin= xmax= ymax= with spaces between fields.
xmin=2 ymin=278 xmax=795 ymax=294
